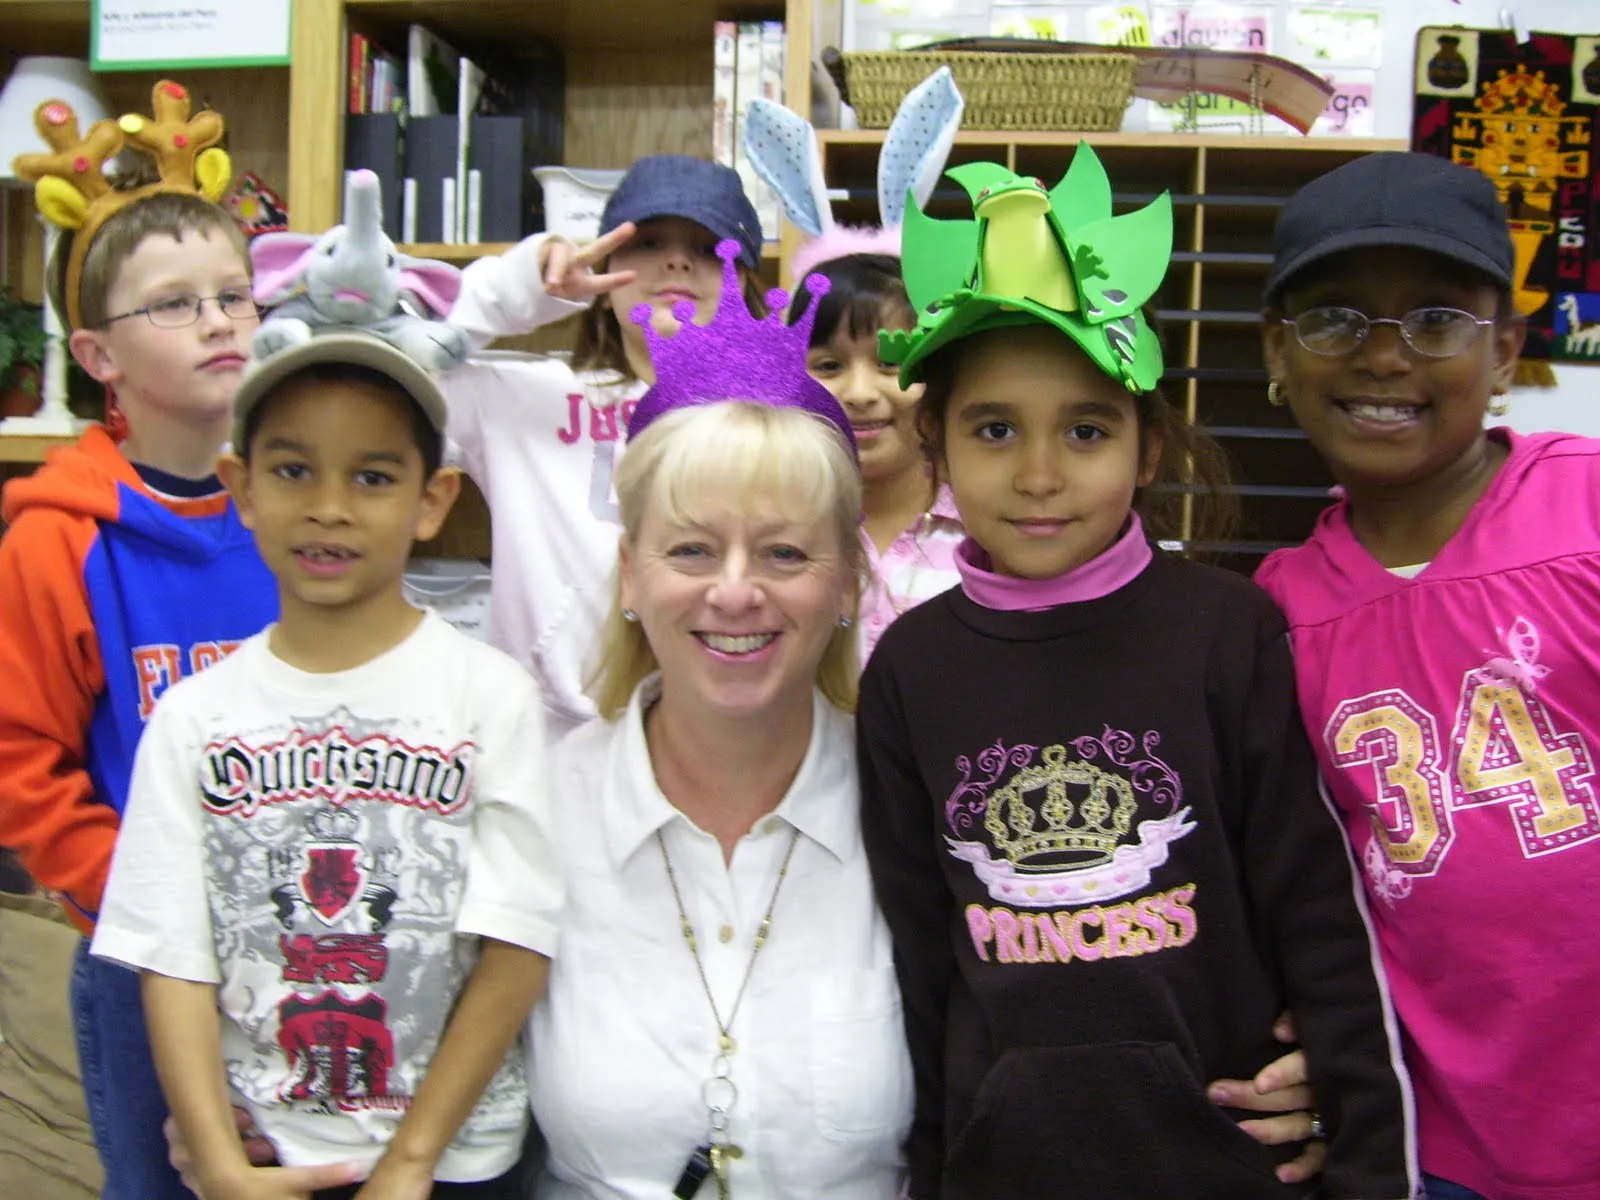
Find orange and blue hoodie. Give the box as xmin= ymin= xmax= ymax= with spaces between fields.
xmin=0 ymin=426 xmax=276 ymax=933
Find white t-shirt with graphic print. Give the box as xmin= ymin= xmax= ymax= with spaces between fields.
xmin=92 ymin=611 xmax=562 ymax=1182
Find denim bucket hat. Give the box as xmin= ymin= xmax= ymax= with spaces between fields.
xmin=600 ymin=154 xmax=763 ymax=268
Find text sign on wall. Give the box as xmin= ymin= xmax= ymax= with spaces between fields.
xmin=91 ymin=1 xmax=292 ymax=71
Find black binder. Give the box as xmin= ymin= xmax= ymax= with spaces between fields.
xmin=468 ymin=114 xmax=534 ymax=243
xmin=402 ymin=114 xmax=460 ymax=243
xmin=343 ymin=113 xmax=404 ymax=233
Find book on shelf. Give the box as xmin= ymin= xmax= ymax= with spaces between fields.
xmin=345 ymin=111 xmax=405 ymax=234
xmin=454 ymin=57 xmax=487 ymax=242
xmin=348 ymin=32 xmax=369 ymax=113
xmin=347 ymin=33 xmax=402 ymax=115
xmin=470 ymin=45 xmax=564 ymax=242
xmin=712 ymin=21 xmax=738 ymax=168
xmin=406 ymin=24 xmax=461 ymax=118
xmin=729 ymin=21 xmax=783 ymax=244
xmin=402 ymin=116 xmax=459 ymax=244
xmin=345 ymin=29 xmax=404 ymax=229
xmin=756 ymin=21 xmax=784 ymax=241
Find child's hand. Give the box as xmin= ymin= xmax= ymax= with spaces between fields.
xmin=349 ymin=1151 xmax=437 ymax=1200
xmin=198 ymin=1161 xmax=365 ymax=1200
xmin=1206 ymin=1011 xmax=1325 ymax=1185
xmin=165 ymin=1108 xmax=281 ymax=1191
xmin=539 ymin=223 xmax=639 ymax=302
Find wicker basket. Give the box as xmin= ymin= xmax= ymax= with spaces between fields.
xmin=842 ymin=50 xmax=1137 ymax=131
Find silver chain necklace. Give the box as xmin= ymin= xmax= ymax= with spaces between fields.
xmin=657 ymin=826 xmax=801 ymax=1197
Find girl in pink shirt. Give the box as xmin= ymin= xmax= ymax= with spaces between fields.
xmin=793 ymin=249 xmax=964 ymax=662
xmin=1256 ymin=152 xmax=1600 ymax=1200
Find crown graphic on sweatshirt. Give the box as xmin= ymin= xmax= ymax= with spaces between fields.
xmin=305 ymin=807 xmax=360 ymax=844
xmin=10 ymin=80 xmax=232 ymax=330
xmin=985 ymin=745 xmax=1140 ymax=868
xmin=945 ymin=732 xmax=1198 ymax=909
xmin=624 ymin=239 xmax=857 ymax=455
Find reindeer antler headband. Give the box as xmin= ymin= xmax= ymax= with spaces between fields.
xmin=10 ymin=80 xmax=232 ymax=330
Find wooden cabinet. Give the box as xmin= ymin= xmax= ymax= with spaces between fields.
xmin=0 ymin=0 xmax=1399 ymax=568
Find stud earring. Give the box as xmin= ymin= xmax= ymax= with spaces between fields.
xmin=838 ymin=615 xmax=853 ymax=629
xmin=1488 ymin=390 xmax=1510 ymax=418
xmin=1267 ymin=379 xmax=1286 ymax=407
xmin=622 ymin=608 xmax=638 ymax=622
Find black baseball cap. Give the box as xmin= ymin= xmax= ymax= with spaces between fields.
xmin=600 ymin=154 xmax=763 ymax=269
xmin=1264 ymin=152 xmax=1515 ymax=305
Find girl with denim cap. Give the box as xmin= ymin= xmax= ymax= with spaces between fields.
xmin=442 ymin=156 xmax=769 ymax=742
xmin=1257 ymin=151 xmax=1600 ymax=1200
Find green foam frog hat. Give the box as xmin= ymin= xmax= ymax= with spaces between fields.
xmin=881 ymin=143 xmax=1173 ymax=393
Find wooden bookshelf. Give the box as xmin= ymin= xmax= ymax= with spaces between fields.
xmin=398 ymin=242 xmax=516 ymax=262
xmin=0 ymin=432 xmax=76 ymax=464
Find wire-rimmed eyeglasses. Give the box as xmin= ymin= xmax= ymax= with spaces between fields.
xmin=1281 ymin=306 xmax=1494 ymax=359
xmin=102 ymin=290 xmax=263 ymax=329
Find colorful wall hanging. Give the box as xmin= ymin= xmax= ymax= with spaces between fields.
xmin=1413 ymin=27 xmax=1600 ymax=369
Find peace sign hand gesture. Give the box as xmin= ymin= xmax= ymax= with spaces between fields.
xmin=538 ymin=222 xmax=639 ymax=303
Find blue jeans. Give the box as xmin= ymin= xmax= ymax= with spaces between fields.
xmin=1425 ymin=1175 xmax=1490 ymax=1200
xmin=72 ymin=942 xmax=194 ymax=1199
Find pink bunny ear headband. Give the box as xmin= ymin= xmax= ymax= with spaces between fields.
xmin=744 ymin=67 xmax=965 ymax=280
xmin=789 ymin=225 xmax=904 ymax=283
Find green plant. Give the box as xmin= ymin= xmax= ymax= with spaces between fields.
xmin=0 ymin=290 xmax=48 ymax=396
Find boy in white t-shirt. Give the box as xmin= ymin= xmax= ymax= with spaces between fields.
xmin=91 ymin=330 xmax=561 ymax=1200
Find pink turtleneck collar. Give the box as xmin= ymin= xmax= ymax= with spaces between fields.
xmin=956 ymin=514 xmax=1153 ymax=611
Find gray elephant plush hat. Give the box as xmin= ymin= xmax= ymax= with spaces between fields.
xmin=234 ymin=170 xmax=468 ymax=452
xmin=245 ymin=169 xmax=470 ymax=373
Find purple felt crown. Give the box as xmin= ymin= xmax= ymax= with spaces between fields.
xmin=625 ymin=240 xmax=857 ymax=457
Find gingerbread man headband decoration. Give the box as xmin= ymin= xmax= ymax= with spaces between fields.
xmin=11 ymin=80 xmax=232 ymax=330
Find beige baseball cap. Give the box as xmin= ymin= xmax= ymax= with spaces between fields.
xmin=230 ymin=332 xmax=448 ymax=454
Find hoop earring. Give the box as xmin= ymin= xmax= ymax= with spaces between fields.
xmin=1488 ymin=391 xmax=1510 ymax=418
xmin=1267 ymin=379 xmax=1286 ymax=407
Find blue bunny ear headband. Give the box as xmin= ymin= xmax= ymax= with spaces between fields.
xmin=742 ymin=67 xmax=965 ymax=278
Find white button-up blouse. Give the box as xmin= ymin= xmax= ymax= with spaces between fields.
xmin=528 ymin=680 xmax=914 ymax=1199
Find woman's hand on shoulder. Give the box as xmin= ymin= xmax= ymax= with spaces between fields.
xmin=539 ymin=223 xmax=639 ymax=303
xmin=1207 ymin=1012 xmax=1326 ymax=1185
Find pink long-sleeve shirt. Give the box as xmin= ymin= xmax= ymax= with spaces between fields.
xmin=1257 ymin=428 xmax=1600 ymax=1200
xmin=858 ymin=485 xmax=964 ymax=664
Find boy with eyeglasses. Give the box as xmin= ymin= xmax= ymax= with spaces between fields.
xmin=0 ymin=87 xmax=277 ymax=1199
xmin=1257 ymin=152 xmax=1600 ymax=1200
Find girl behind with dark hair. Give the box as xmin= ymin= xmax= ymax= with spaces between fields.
xmin=791 ymin=252 xmax=964 ymax=662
